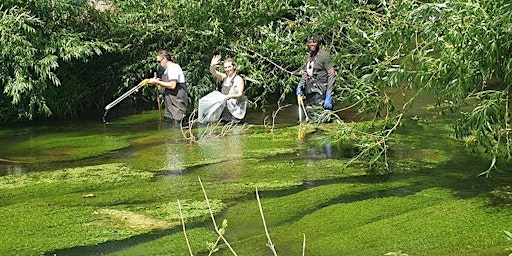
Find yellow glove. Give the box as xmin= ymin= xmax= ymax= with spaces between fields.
xmin=140 ymin=78 xmax=150 ymax=86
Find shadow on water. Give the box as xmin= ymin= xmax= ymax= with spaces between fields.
xmin=45 ymin=222 xmax=220 ymax=256
xmin=271 ymin=161 xmax=506 ymax=227
xmin=45 ymin=229 xmax=174 ymax=256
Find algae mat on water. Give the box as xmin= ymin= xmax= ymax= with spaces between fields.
xmin=1 ymin=118 xmax=512 ymax=255
xmin=0 ymin=163 xmax=224 ymax=256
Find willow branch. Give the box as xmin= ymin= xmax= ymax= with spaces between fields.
xmin=237 ymin=45 xmax=294 ymax=75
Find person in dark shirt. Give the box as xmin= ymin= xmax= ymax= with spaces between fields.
xmin=296 ymin=35 xmax=337 ymax=110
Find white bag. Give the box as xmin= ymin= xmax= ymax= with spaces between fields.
xmin=198 ymin=91 xmax=228 ymax=123
xmin=226 ymin=97 xmax=247 ymax=120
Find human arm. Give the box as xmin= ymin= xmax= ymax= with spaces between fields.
xmin=209 ymin=55 xmax=226 ymax=80
xmin=323 ymin=66 xmax=336 ymax=110
xmin=148 ymin=64 xmax=184 ymax=90
xmin=296 ymin=73 xmax=306 ymax=96
xmin=147 ymin=78 xmax=177 ymax=89
xmin=326 ymin=66 xmax=336 ymax=94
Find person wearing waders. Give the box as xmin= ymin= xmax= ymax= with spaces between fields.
xmin=197 ymin=55 xmax=247 ymax=124
xmin=296 ymin=35 xmax=337 ymax=119
xmin=148 ymin=50 xmax=188 ymax=126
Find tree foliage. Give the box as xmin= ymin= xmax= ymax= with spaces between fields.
xmin=364 ymin=0 xmax=512 ymax=174
xmin=0 ymin=0 xmax=114 ymax=120
xmin=1 ymin=0 xmax=511 ymax=174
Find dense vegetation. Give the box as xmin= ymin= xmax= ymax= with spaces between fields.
xmin=1 ymin=0 xmax=511 ymax=174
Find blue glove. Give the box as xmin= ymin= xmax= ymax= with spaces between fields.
xmin=296 ymin=86 xmax=303 ymax=96
xmin=323 ymin=93 xmax=333 ymax=110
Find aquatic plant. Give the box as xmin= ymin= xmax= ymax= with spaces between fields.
xmin=2 ymin=118 xmax=512 ymax=255
xmin=199 ymin=177 xmax=238 ymax=255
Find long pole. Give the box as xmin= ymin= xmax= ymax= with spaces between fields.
xmin=154 ymin=73 xmax=163 ymax=121
xmin=297 ymin=95 xmax=309 ymax=123
xmin=298 ymin=95 xmax=303 ymax=123
xmin=104 ymin=79 xmax=149 ymax=111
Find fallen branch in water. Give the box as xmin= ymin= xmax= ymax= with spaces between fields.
xmin=0 ymin=158 xmax=25 ymax=164
xmin=181 ymin=109 xmax=199 ymax=143
xmin=181 ymin=108 xmax=251 ymax=144
xmin=175 ymin=178 xmax=308 ymax=255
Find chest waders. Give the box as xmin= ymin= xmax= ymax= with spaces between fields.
xmin=304 ymin=50 xmax=329 ymax=107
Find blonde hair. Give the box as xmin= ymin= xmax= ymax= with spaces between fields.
xmin=224 ymin=58 xmax=237 ymax=70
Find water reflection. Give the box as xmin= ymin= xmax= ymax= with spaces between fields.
xmin=297 ymin=125 xmax=337 ymax=160
xmin=324 ymin=138 xmax=333 ymax=157
xmin=3 ymin=165 xmax=26 ymax=176
xmin=193 ymin=125 xmax=246 ymax=181
xmin=162 ymin=140 xmax=185 ymax=176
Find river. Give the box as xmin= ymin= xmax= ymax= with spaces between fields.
xmin=1 ymin=99 xmax=511 ymax=256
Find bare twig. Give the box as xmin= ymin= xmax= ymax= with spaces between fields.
xmin=332 ymin=95 xmax=369 ymax=114
xmin=181 ymin=109 xmax=198 ymax=143
xmin=255 ymin=187 xmax=278 ymax=256
xmin=177 ymin=199 xmax=194 ymax=256
xmin=504 ymin=85 xmax=511 ymax=155
xmin=0 ymin=158 xmax=23 ymax=163
xmin=181 ymin=109 xmax=251 ymax=144
xmin=198 ymin=177 xmax=238 ymax=256
xmin=302 ymin=233 xmax=306 ymax=256
xmin=266 ymin=103 xmax=291 ymax=132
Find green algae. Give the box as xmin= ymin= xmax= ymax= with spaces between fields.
xmin=270 ymin=189 xmax=512 ymax=256
xmin=220 ymin=187 xmax=512 ymax=256
xmin=0 ymin=163 xmax=225 ymax=256
xmin=0 ymin=163 xmax=152 ymax=190
xmin=108 ymin=110 xmax=161 ymax=125
xmin=104 ymin=227 xmax=218 ymax=256
xmin=0 ymin=134 xmax=131 ymax=163
xmin=1 ymin=115 xmax=512 ymax=256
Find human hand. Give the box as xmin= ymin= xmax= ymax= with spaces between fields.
xmin=296 ymin=86 xmax=303 ymax=96
xmin=323 ymin=93 xmax=333 ymax=110
xmin=210 ymin=55 xmax=221 ymax=67
xmin=147 ymin=78 xmax=159 ymax=85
